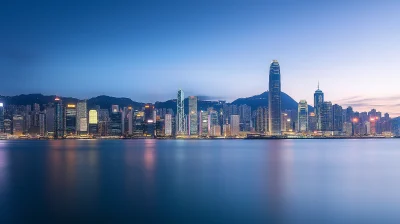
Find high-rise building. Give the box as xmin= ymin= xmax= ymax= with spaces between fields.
xmin=332 ymin=104 xmax=343 ymax=132
xmin=238 ymin=104 xmax=252 ymax=131
xmin=54 ymin=97 xmax=64 ymax=139
xmin=12 ymin=115 xmax=24 ymax=136
xmin=188 ymin=96 xmax=198 ymax=135
xmin=314 ymin=83 xmax=324 ymax=130
xmin=165 ymin=114 xmax=172 ymax=136
xmin=176 ymin=90 xmax=185 ymax=135
xmin=76 ymin=100 xmax=88 ymax=135
xmin=268 ymin=60 xmax=281 ymax=135
xmin=65 ymin=104 xmax=77 ymax=135
xmin=39 ymin=113 xmax=46 ymax=136
xmin=199 ymin=111 xmax=209 ymax=137
xmin=110 ymin=105 xmax=122 ymax=136
xmin=4 ymin=119 xmax=12 ymax=134
xmin=230 ymin=115 xmax=240 ymax=136
xmin=98 ymin=109 xmax=110 ymax=136
xmin=298 ymin=100 xmax=308 ymax=132
xmin=144 ymin=104 xmax=155 ymax=137
xmin=0 ymin=102 xmax=4 ymax=133
xmin=45 ymin=107 xmax=55 ymax=136
xmin=308 ymin=112 xmax=317 ymax=132
xmin=321 ymin=101 xmax=333 ymax=132
xmin=89 ymin=109 xmax=98 ymax=135
xmin=256 ymin=107 xmax=268 ymax=133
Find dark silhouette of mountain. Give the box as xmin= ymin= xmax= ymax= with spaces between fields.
xmin=231 ymin=91 xmax=314 ymax=112
xmin=0 ymin=92 xmax=312 ymax=112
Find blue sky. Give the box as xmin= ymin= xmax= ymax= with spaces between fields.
xmin=1 ymin=0 xmax=400 ymax=114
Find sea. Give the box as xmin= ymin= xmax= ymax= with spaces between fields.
xmin=0 ymin=139 xmax=399 ymax=223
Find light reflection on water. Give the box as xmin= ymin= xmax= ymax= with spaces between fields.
xmin=0 ymin=139 xmax=400 ymax=223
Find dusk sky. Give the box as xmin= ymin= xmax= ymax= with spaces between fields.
xmin=1 ymin=0 xmax=400 ymax=115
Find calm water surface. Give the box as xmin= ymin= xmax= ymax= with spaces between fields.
xmin=0 ymin=139 xmax=400 ymax=223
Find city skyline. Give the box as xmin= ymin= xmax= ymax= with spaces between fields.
xmin=1 ymin=1 xmax=400 ymax=115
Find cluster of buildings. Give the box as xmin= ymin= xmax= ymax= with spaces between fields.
xmin=0 ymin=60 xmax=398 ymax=139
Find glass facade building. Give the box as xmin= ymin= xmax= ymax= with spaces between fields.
xmin=268 ymin=60 xmax=281 ymax=135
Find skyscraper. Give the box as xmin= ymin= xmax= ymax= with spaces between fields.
xmin=199 ymin=111 xmax=209 ymax=137
xmin=76 ymin=100 xmax=88 ymax=135
xmin=0 ymin=102 xmax=4 ymax=133
xmin=165 ymin=114 xmax=172 ymax=136
xmin=144 ymin=104 xmax=155 ymax=137
xmin=54 ymin=97 xmax=64 ymax=139
xmin=39 ymin=112 xmax=46 ymax=136
xmin=268 ymin=60 xmax=281 ymax=135
xmin=89 ymin=109 xmax=98 ymax=135
xmin=65 ymin=104 xmax=77 ymax=135
xmin=188 ymin=96 xmax=198 ymax=135
xmin=45 ymin=107 xmax=55 ymax=136
xmin=321 ymin=101 xmax=333 ymax=132
xmin=109 ymin=107 xmax=122 ymax=136
xmin=314 ymin=83 xmax=324 ymax=130
xmin=230 ymin=115 xmax=240 ymax=136
xmin=332 ymin=104 xmax=343 ymax=132
xmin=176 ymin=89 xmax=185 ymax=135
xmin=13 ymin=115 xmax=24 ymax=136
xmin=298 ymin=100 xmax=308 ymax=132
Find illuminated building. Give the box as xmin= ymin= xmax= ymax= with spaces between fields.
xmin=332 ymin=104 xmax=343 ymax=132
xmin=230 ymin=115 xmax=240 ymax=136
xmin=238 ymin=104 xmax=252 ymax=131
xmin=76 ymin=100 xmax=88 ymax=135
xmin=298 ymin=100 xmax=308 ymax=132
xmin=39 ymin=113 xmax=46 ymax=136
xmin=308 ymin=112 xmax=317 ymax=132
xmin=314 ymin=83 xmax=324 ymax=130
xmin=321 ymin=101 xmax=333 ymax=132
xmin=176 ymin=89 xmax=185 ymax=135
xmin=188 ymin=96 xmax=198 ymax=135
xmin=268 ymin=60 xmax=281 ymax=135
xmin=144 ymin=104 xmax=155 ymax=137
xmin=0 ymin=102 xmax=4 ymax=133
xmin=54 ymin=97 xmax=64 ymax=139
xmin=210 ymin=125 xmax=221 ymax=137
xmin=13 ymin=115 xmax=24 ymax=136
xmin=98 ymin=109 xmax=109 ymax=136
xmin=89 ymin=109 xmax=98 ymax=135
xmin=110 ymin=106 xmax=122 ymax=136
xmin=45 ymin=107 xmax=55 ymax=136
xmin=4 ymin=119 xmax=12 ymax=134
xmin=256 ymin=107 xmax=268 ymax=133
xmin=165 ymin=114 xmax=172 ymax=136
xmin=199 ymin=111 xmax=209 ymax=137
xmin=133 ymin=110 xmax=144 ymax=136
xmin=65 ymin=104 xmax=77 ymax=135
xmin=112 ymin=105 xmax=119 ymax=113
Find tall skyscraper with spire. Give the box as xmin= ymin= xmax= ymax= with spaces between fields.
xmin=268 ymin=60 xmax=281 ymax=135
xmin=177 ymin=89 xmax=185 ymax=135
xmin=314 ymin=82 xmax=324 ymax=130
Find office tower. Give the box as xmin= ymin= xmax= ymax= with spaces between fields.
xmin=65 ymin=104 xmax=77 ymax=135
xmin=268 ymin=60 xmax=281 ymax=135
xmin=199 ymin=111 xmax=209 ymax=137
xmin=110 ymin=106 xmax=122 ymax=136
xmin=127 ymin=107 xmax=133 ymax=135
xmin=39 ymin=113 xmax=46 ymax=136
xmin=88 ymin=109 xmax=98 ymax=135
xmin=165 ymin=114 xmax=172 ymax=136
xmin=256 ymin=107 xmax=268 ymax=133
xmin=144 ymin=104 xmax=155 ymax=137
xmin=314 ymin=83 xmax=324 ymax=130
xmin=45 ymin=107 xmax=55 ymax=136
xmin=230 ymin=115 xmax=240 ymax=136
xmin=345 ymin=107 xmax=354 ymax=122
xmin=369 ymin=117 xmax=377 ymax=135
xmin=188 ymin=96 xmax=198 ymax=135
xmin=54 ymin=97 xmax=64 ymax=139
xmin=4 ymin=119 xmax=12 ymax=134
xmin=76 ymin=100 xmax=88 ymax=135
xmin=223 ymin=119 xmax=231 ymax=137
xmin=281 ymin=113 xmax=289 ymax=132
xmin=332 ymin=104 xmax=343 ymax=132
xmin=12 ymin=115 xmax=24 ymax=136
xmin=0 ymin=102 xmax=4 ymax=133
xmin=298 ymin=100 xmax=308 ymax=132
xmin=308 ymin=112 xmax=317 ymax=132
xmin=321 ymin=101 xmax=333 ymax=132
xmin=176 ymin=89 xmax=185 ymax=135
xmin=238 ymin=104 xmax=252 ymax=131
xmin=34 ymin=103 xmax=40 ymax=112
xmin=98 ymin=109 xmax=109 ymax=136
xmin=133 ymin=111 xmax=144 ymax=136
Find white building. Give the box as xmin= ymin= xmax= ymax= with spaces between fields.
xmin=230 ymin=115 xmax=240 ymax=136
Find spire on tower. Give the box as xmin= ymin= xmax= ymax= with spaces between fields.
xmin=317 ymin=81 xmax=320 ymax=90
